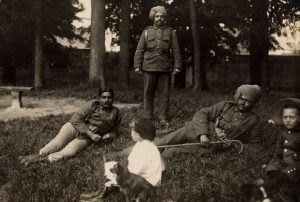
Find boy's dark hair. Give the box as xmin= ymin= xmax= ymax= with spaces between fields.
xmin=132 ymin=117 xmax=156 ymax=141
xmin=99 ymin=87 xmax=114 ymax=97
xmin=282 ymin=104 xmax=299 ymax=115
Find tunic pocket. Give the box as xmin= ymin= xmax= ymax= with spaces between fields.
xmin=162 ymin=33 xmax=171 ymax=49
xmin=147 ymin=35 xmax=156 ymax=49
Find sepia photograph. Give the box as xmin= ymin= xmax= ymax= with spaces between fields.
xmin=0 ymin=0 xmax=300 ymax=201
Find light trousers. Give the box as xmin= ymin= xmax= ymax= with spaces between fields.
xmin=39 ymin=122 xmax=91 ymax=162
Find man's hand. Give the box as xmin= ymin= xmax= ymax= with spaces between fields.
xmin=200 ymin=134 xmax=209 ymax=146
xmin=102 ymin=134 xmax=111 ymax=140
xmin=90 ymin=133 xmax=102 ymax=142
xmin=215 ymin=128 xmax=226 ymax=139
xmin=134 ymin=67 xmax=142 ymax=75
xmin=86 ymin=130 xmax=102 ymax=142
xmin=172 ymin=68 xmax=181 ymax=75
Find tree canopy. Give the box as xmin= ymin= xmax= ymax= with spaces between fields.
xmin=0 ymin=0 xmax=83 ymax=84
xmin=105 ymin=0 xmax=299 ymax=61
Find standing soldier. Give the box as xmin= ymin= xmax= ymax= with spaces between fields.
xmin=134 ymin=6 xmax=182 ymax=126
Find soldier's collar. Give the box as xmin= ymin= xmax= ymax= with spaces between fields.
xmin=153 ymin=25 xmax=164 ymax=30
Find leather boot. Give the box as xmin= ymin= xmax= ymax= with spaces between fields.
xmin=19 ymin=154 xmax=47 ymax=166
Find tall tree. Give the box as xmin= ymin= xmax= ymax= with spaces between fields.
xmin=0 ymin=0 xmax=82 ymax=86
xmin=0 ymin=0 xmax=33 ymax=85
xmin=103 ymin=0 xmax=300 ymax=89
xmin=188 ymin=0 xmax=201 ymax=90
xmin=34 ymin=0 xmax=43 ymax=89
xmin=89 ymin=0 xmax=106 ymax=87
xmin=249 ymin=0 xmax=269 ymax=86
xmin=118 ymin=0 xmax=130 ymax=89
xmin=237 ymin=0 xmax=300 ymax=86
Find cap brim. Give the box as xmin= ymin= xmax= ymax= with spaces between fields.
xmin=271 ymin=98 xmax=300 ymax=125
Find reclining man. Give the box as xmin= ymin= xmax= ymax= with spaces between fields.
xmin=122 ymin=84 xmax=262 ymax=158
xmin=19 ymin=87 xmax=122 ymax=165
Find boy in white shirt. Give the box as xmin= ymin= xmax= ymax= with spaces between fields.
xmin=80 ymin=117 xmax=164 ymax=200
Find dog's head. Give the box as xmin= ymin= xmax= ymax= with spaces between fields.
xmin=110 ymin=160 xmax=129 ymax=176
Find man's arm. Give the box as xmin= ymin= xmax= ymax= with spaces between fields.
xmin=102 ymin=109 xmax=123 ymax=140
xmin=192 ymin=101 xmax=228 ymax=139
xmin=85 ymin=130 xmax=102 ymax=142
xmin=133 ymin=30 xmax=146 ymax=70
xmin=69 ymin=100 xmax=94 ymax=134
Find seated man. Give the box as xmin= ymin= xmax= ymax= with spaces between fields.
xmin=19 ymin=87 xmax=122 ymax=165
xmin=121 ymin=84 xmax=262 ymax=158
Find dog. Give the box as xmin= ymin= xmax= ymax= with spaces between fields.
xmin=110 ymin=160 xmax=155 ymax=202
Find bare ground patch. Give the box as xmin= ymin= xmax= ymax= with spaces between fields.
xmin=0 ymin=95 xmax=140 ymax=122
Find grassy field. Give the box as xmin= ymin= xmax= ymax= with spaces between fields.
xmin=0 ymin=76 xmax=299 ymax=201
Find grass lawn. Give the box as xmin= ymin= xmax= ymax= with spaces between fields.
xmin=0 ymin=81 xmax=299 ymax=202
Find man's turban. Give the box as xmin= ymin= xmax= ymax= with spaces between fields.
xmin=234 ymin=84 xmax=262 ymax=103
xmin=149 ymin=6 xmax=167 ymax=20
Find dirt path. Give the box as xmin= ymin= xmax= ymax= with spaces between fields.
xmin=0 ymin=95 xmax=140 ymax=122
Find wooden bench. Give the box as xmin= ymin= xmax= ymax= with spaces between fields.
xmin=0 ymin=86 xmax=34 ymax=108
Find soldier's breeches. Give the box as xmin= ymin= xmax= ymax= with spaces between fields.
xmin=39 ymin=122 xmax=91 ymax=162
xmin=154 ymin=126 xmax=200 ymax=158
xmin=144 ymin=72 xmax=170 ymax=120
xmin=154 ymin=126 xmax=199 ymax=146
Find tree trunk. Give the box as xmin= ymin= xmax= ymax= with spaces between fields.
xmin=89 ymin=0 xmax=106 ymax=88
xmin=188 ymin=0 xmax=202 ymax=90
xmin=34 ymin=0 xmax=43 ymax=89
xmin=249 ymin=0 xmax=269 ymax=86
xmin=118 ymin=0 xmax=130 ymax=89
xmin=200 ymin=55 xmax=207 ymax=89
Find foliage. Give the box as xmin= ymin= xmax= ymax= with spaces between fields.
xmin=0 ymin=85 xmax=298 ymax=201
xmin=103 ymin=0 xmax=300 ymax=68
xmin=0 ymin=0 xmax=83 ymax=74
xmin=234 ymin=0 xmax=300 ymax=51
xmin=105 ymin=0 xmax=243 ymax=67
xmin=0 ymin=0 xmax=34 ymax=69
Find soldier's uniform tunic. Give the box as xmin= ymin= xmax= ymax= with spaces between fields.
xmin=265 ymin=126 xmax=300 ymax=181
xmin=134 ymin=25 xmax=182 ymax=120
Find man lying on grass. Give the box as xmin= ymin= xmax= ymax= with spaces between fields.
xmin=121 ymin=84 xmax=262 ymax=158
xmin=154 ymin=84 xmax=262 ymax=157
xmin=19 ymin=87 xmax=122 ymax=166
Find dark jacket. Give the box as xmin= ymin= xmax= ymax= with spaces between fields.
xmin=134 ymin=25 xmax=182 ymax=72
xmin=184 ymin=101 xmax=260 ymax=143
xmin=266 ymin=126 xmax=300 ymax=181
xmin=69 ymin=99 xmax=122 ymax=137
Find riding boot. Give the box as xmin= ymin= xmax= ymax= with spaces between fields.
xmin=19 ymin=154 xmax=48 ymax=166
